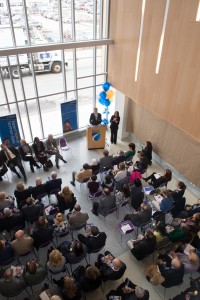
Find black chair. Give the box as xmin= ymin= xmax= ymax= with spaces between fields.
xmin=88 ymin=246 xmax=105 ymax=264
xmin=1 ymin=286 xmax=30 ymax=300
xmin=70 ymin=223 xmax=86 ymax=239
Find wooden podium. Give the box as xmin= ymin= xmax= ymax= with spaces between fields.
xmin=86 ymin=125 xmax=106 ymax=149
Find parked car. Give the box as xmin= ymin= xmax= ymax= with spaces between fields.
xmin=62 ymin=17 xmax=80 ymax=23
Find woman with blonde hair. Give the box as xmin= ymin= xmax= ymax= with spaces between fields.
xmin=47 ymin=249 xmax=66 ymax=273
xmin=56 ymin=186 xmax=76 ymax=213
xmin=14 ymin=182 xmax=32 ymax=208
xmin=53 ymin=213 xmax=68 ymax=237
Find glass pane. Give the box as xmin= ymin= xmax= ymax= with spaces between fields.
xmin=0 ymin=104 xmax=9 ymax=118
xmin=77 ymin=77 xmax=93 ymax=89
xmin=0 ymin=69 xmax=7 ymax=105
xmin=76 ymin=48 xmax=94 ymax=77
xmin=0 ymin=3 xmax=13 ymax=49
xmin=75 ymin=0 xmax=93 ymax=41
xmin=65 ymin=49 xmax=75 ymax=91
xmin=33 ymin=50 xmax=65 ymax=96
xmin=17 ymin=102 xmax=32 ymax=142
xmin=96 ymin=46 xmax=106 ymax=74
xmin=96 ymin=74 xmax=106 ymax=85
xmin=39 ymin=94 xmax=65 ymax=137
xmin=78 ymin=87 xmax=93 ymax=128
xmin=27 ymin=99 xmax=43 ymax=139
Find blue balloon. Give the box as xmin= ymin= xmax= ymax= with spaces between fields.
xmin=99 ymin=97 xmax=104 ymax=105
xmin=102 ymin=82 xmax=111 ymax=92
xmin=104 ymin=99 xmax=111 ymax=107
xmin=102 ymin=118 xmax=108 ymax=124
xmin=99 ymin=91 xmax=106 ymax=99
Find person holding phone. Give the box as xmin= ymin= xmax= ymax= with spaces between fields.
xmin=110 ymin=111 xmax=120 ymax=144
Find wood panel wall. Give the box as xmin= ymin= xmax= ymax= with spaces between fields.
xmin=108 ymin=0 xmax=200 ymax=141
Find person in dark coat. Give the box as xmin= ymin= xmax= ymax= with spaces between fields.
xmin=127 ymin=230 xmax=156 ymax=260
xmin=124 ymin=203 xmax=152 ymax=227
xmin=171 ymin=181 xmax=187 ymax=217
xmin=110 ymin=111 xmax=120 ymax=144
xmin=0 ymin=240 xmax=14 ymax=265
xmin=31 ymin=216 xmax=54 ymax=249
xmin=0 ymin=152 xmax=8 ymax=181
xmin=56 ymin=186 xmax=76 ymax=213
xmin=78 ymin=226 xmax=107 ymax=253
xmin=30 ymin=177 xmax=47 ymax=200
xmin=3 ymin=207 xmax=25 ymax=232
xmin=96 ymin=251 xmax=126 ymax=281
xmin=32 ymin=137 xmax=49 ymax=171
xmin=0 ymin=144 xmax=27 ymax=181
xmin=89 ymin=107 xmax=102 ymax=125
xmin=21 ymin=197 xmax=43 ymax=223
xmin=76 ymin=265 xmax=102 ymax=293
xmin=140 ymin=141 xmax=153 ymax=166
xmin=130 ymin=178 xmax=144 ymax=210
xmin=18 ymin=139 xmax=40 ymax=172
xmin=14 ymin=182 xmax=32 ymax=209
xmin=143 ymin=169 xmax=172 ymax=189
xmin=46 ymin=171 xmax=62 ymax=196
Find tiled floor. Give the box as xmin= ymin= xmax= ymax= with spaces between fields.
xmin=0 ymin=131 xmax=199 ymax=299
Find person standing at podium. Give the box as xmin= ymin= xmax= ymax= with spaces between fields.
xmin=89 ymin=107 xmax=102 ymax=126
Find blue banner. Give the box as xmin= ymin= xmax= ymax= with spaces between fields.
xmin=61 ymin=101 xmax=78 ymax=133
xmin=0 ymin=114 xmax=21 ymax=146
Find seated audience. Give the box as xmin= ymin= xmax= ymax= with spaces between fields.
xmin=106 ymin=278 xmax=150 ymax=300
xmin=14 ymin=182 xmax=32 ymax=208
xmin=91 ymin=187 xmax=116 ymax=216
xmin=152 ymin=221 xmax=167 ymax=245
xmin=30 ymin=177 xmax=47 ymax=200
xmin=24 ymin=259 xmax=47 ymax=285
xmin=112 ymin=150 xmax=125 ymax=166
xmin=54 ymin=276 xmax=81 ymax=300
xmin=129 ymin=170 xmax=142 ymax=185
xmin=21 ymin=197 xmax=43 ymax=223
xmin=171 ymin=181 xmax=187 ymax=217
xmin=67 ymin=204 xmax=89 ymax=230
xmin=53 ymin=212 xmax=69 ymax=237
xmin=96 ymin=251 xmax=126 ymax=281
xmin=11 ymin=229 xmax=33 ymax=255
xmin=78 ymin=225 xmax=107 ymax=253
xmin=0 ymin=268 xmax=26 ymax=296
xmin=140 ymin=141 xmax=153 ymax=166
xmin=143 ymin=169 xmax=172 ymax=189
xmin=70 ymin=163 xmax=92 ymax=186
xmin=169 ymin=249 xmax=200 ymax=274
xmin=47 ymin=249 xmax=66 ymax=273
xmin=87 ymin=175 xmax=100 ymax=195
xmin=89 ymin=158 xmax=100 ymax=174
xmin=46 ymin=171 xmax=62 ymax=196
xmin=112 ymin=162 xmax=127 ymax=182
xmin=99 ymin=149 xmax=113 ymax=172
xmin=124 ymin=143 xmax=136 ymax=161
xmin=0 ymin=191 xmax=14 ymax=209
xmin=58 ymin=240 xmax=87 ymax=264
xmin=57 ymin=186 xmax=77 ymax=213
xmin=75 ymin=265 xmax=102 ymax=293
xmin=18 ymin=139 xmax=41 ymax=172
xmin=0 ymin=239 xmax=14 ymax=265
xmin=145 ymin=257 xmax=184 ymax=287
xmin=46 ymin=134 xmax=67 ymax=169
xmin=124 ymin=203 xmax=152 ymax=227
xmin=115 ymin=183 xmax=131 ymax=206
xmin=31 ymin=216 xmax=54 ymax=249
xmin=134 ymin=152 xmax=148 ymax=173
xmin=3 ymin=207 xmax=25 ymax=232
xmin=178 ymin=199 xmax=200 ymax=218
xmin=101 ymin=174 xmax=115 ymax=191
xmin=127 ymin=230 xmax=157 ymax=260
xmin=130 ymin=178 xmax=144 ymax=210
xmin=0 ymin=157 xmax=8 ymax=182
xmin=166 ymin=223 xmax=190 ymax=243
xmin=32 ymin=137 xmax=49 ymax=171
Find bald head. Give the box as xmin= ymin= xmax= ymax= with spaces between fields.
xmin=4 ymin=268 xmax=14 ymax=281
xmin=3 ymin=208 xmax=12 ymax=217
xmin=15 ymin=230 xmax=24 ymax=239
xmin=51 ymin=171 xmax=57 ymax=180
xmin=172 ymin=258 xmax=182 ymax=269
xmin=36 ymin=177 xmax=42 ymax=185
xmin=112 ymin=258 xmax=121 ymax=270
xmin=74 ymin=204 xmax=81 ymax=212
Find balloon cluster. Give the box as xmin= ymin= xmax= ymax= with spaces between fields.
xmin=99 ymin=82 xmax=114 ymax=124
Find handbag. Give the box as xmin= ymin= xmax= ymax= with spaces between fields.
xmin=144 ymin=264 xmax=165 ymax=285
xmin=46 ymin=160 xmax=53 ymax=168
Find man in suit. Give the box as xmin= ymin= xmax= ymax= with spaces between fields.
xmin=89 ymin=107 xmax=102 ymax=126
xmin=78 ymin=226 xmax=107 ymax=253
xmin=31 ymin=216 xmax=54 ymax=249
xmin=46 ymin=134 xmax=67 ymax=169
xmin=0 ymin=143 xmax=27 ymax=182
xmin=18 ymin=139 xmax=40 ymax=172
xmin=11 ymin=230 xmax=33 ymax=255
xmin=46 ymin=171 xmax=62 ymax=196
xmin=21 ymin=197 xmax=43 ymax=223
xmin=112 ymin=150 xmax=125 ymax=166
xmin=124 ymin=203 xmax=152 ymax=227
xmin=30 ymin=177 xmax=47 ymax=200
xmin=67 ymin=204 xmax=89 ymax=230
xmin=0 ymin=153 xmax=8 ymax=181
xmin=3 ymin=207 xmax=25 ymax=232
xmin=0 ymin=268 xmax=26 ymax=297
xmin=97 ymin=251 xmax=126 ymax=281
xmin=99 ymin=149 xmax=113 ymax=172
xmin=91 ymin=188 xmax=116 ymax=216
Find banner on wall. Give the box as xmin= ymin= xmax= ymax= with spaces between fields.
xmin=61 ymin=100 xmax=78 ymax=133
xmin=0 ymin=114 xmax=21 ymax=146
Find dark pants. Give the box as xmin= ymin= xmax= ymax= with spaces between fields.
xmin=110 ymin=129 xmax=118 ymax=144
xmin=0 ymin=163 xmax=8 ymax=179
xmin=46 ymin=149 xmax=63 ymax=165
xmin=72 ymin=171 xmax=77 ymax=183
xmin=8 ymin=157 xmax=26 ymax=179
